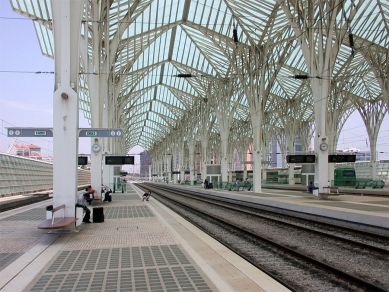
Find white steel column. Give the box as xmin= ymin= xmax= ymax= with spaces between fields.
xmin=102 ymin=106 xmax=111 ymax=187
xmin=188 ymin=142 xmax=195 ymax=185
xmin=52 ymin=0 xmax=83 ymax=221
xmin=172 ymin=151 xmax=178 ymax=183
xmin=166 ymin=154 xmax=172 ymax=183
xmin=201 ymin=144 xmax=208 ymax=181
xmin=180 ymin=145 xmax=185 ymax=183
xmin=89 ymin=74 xmax=102 ymax=199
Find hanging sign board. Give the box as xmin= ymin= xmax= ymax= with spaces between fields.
xmin=105 ymin=156 xmax=134 ymax=165
xmin=78 ymin=157 xmax=88 ymax=165
xmin=286 ymin=155 xmax=316 ymax=163
xmin=79 ymin=128 xmax=123 ymax=137
xmin=7 ymin=128 xmax=53 ymax=137
xmin=7 ymin=127 xmax=123 ymax=138
xmin=328 ymin=155 xmax=356 ymax=163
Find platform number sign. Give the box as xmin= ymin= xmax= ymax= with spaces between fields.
xmin=7 ymin=128 xmax=53 ymax=137
xmin=85 ymin=131 xmax=98 ymax=136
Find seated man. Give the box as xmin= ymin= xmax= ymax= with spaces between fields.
xmin=307 ymin=181 xmax=313 ymax=193
xmin=85 ymin=185 xmax=96 ymax=205
xmin=76 ymin=193 xmax=91 ymax=223
xmin=102 ymin=185 xmax=112 ymax=202
xmin=142 ymin=191 xmax=151 ymax=201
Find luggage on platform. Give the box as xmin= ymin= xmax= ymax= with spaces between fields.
xmin=93 ymin=207 xmax=104 ymax=223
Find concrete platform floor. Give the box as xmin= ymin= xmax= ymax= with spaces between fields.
xmin=0 ymin=184 xmax=289 ymax=292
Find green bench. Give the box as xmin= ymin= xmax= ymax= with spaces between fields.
xmin=355 ymin=179 xmax=385 ymax=189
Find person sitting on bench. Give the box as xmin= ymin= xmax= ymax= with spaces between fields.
xmin=102 ymin=185 xmax=112 ymax=202
xmin=307 ymin=181 xmax=313 ymax=193
xmin=76 ymin=193 xmax=91 ymax=223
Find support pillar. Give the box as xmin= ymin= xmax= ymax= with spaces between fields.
xmin=253 ymin=151 xmax=262 ymax=193
xmin=52 ymin=0 xmax=83 ymax=223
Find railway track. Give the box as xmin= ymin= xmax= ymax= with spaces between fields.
xmin=137 ymin=183 xmax=389 ymax=292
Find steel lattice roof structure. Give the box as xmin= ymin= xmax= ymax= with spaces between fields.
xmin=10 ymin=0 xmax=388 ymax=154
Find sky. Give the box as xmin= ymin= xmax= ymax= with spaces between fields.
xmin=0 ymin=1 xmax=388 ymax=164
xmin=0 ymin=1 xmax=145 ymax=172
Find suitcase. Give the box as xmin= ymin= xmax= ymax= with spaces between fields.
xmin=93 ymin=207 xmax=104 ymax=223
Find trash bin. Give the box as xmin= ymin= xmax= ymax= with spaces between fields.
xmin=46 ymin=205 xmax=53 ymax=219
xmin=312 ymin=188 xmax=319 ymax=197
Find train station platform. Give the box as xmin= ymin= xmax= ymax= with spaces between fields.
xmin=170 ymin=182 xmax=389 ymax=232
xmin=0 ymin=183 xmax=289 ymax=292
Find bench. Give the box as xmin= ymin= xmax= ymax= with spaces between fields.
xmin=229 ymin=184 xmax=242 ymax=191
xmin=355 ymin=180 xmax=369 ymax=189
xmin=318 ymin=186 xmax=343 ymax=198
xmin=38 ymin=204 xmax=78 ymax=229
xmin=242 ymin=181 xmax=252 ymax=191
xmin=365 ymin=180 xmax=385 ymax=189
xmin=375 ymin=180 xmax=385 ymax=189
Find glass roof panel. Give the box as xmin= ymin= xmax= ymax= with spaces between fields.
xmin=178 ymin=25 xmax=230 ymax=75
xmin=11 ymin=0 xmax=52 ymax=19
xmin=11 ymin=0 xmax=386 ymax=151
xmin=33 ymin=22 xmax=54 ymax=58
xmin=352 ymin=1 xmax=387 ymax=47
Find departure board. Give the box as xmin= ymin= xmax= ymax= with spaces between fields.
xmin=105 ymin=156 xmax=134 ymax=165
xmin=286 ymin=155 xmax=316 ymax=163
xmin=328 ymin=155 xmax=356 ymax=163
xmin=78 ymin=157 xmax=88 ymax=165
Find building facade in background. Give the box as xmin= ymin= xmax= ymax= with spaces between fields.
xmin=139 ymin=150 xmax=152 ymax=179
xmin=8 ymin=144 xmax=53 ymax=163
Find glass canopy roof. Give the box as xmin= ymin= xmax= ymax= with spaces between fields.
xmin=10 ymin=0 xmax=388 ymax=152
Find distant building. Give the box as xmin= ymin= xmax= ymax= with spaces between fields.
xmin=139 ymin=150 xmax=152 ymax=178
xmin=355 ymin=151 xmax=371 ymax=161
xmin=270 ymin=135 xmax=304 ymax=167
xmin=337 ymin=148 xmax=371 ymax=161
xmin=42 ymin=156 xmax=54 ymax=163
xmin=10 ymin=144 xmax=42 ymax=159
xmin=8 ymin=144 xmax=53 ymax=163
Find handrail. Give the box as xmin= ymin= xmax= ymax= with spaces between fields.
xmin=50 ymin=204 xmax=66 ymax=225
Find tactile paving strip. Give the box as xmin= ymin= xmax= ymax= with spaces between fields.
xmin=103 ymin=206 xmax=154 ymax=219
xmin=363 ymin=200 xmax=389 ymax=206
xmin=0 ymin=214 xmax=50 ymax=269
xmin=28 ymin=246 xmax=212 ymax=292
xmin=125 ymin=190 xmax=137 ymax=193
xmin=309 ymin=201 xmax=389 ymax=213
xmin=1 ymin=208 xmax=45 ymax=221
xmin=0 ymin=253 xmax=23 ymax=271
xmin=252 ymin=193 xmax=290 ymax=198
xmin=62 ymin=218 xmax=178 ymax=250
xmin=110 ymin=194 xmax=140 ymax=201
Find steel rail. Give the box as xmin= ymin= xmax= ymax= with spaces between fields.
xmin=155 ymin=185 xmax=389 ymax=253
xmin=138 ymin=184 xmax=388 ymax=292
